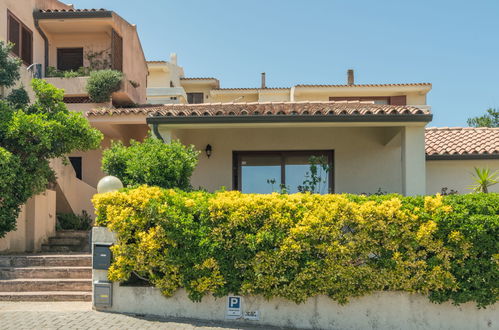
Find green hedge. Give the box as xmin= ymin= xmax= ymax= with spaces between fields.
xmin=93 ymin=187 xmax=499 ymax=307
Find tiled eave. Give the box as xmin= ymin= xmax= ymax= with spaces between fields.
xmin=425 ymin=127 xmax=499 ymax=160
xmin=87 ymin=102 xmax=432 ymax=124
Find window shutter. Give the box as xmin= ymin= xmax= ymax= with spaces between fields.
xmin=8 ymin=15 xmax=20 ymax=56
xmin=111 ymin=30 xmax=123 ymax=71
xmin=57 ymin=48 xmax=83 ymax=71
xmin=21 ymin=26 xmax=32 ymax=65
xmin=389 ymin=95 xmax=407 ymax=105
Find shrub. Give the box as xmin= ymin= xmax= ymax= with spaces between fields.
xmin=56 ymin=211 xmax=93 ymax=230
xmin=6 ymin=87 xmax=29 ymax=109
xmin=86 ymin=69 xmax=123 ymax=103
xmin=101 ymin=137 xmax=199 ymax=190
xmin=93 ymin=187 xmax=498 ymax=307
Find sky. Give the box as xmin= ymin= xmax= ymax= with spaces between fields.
xmin=71 ymin=0 xmax=499 ymax=126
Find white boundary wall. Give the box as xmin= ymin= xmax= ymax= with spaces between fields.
xmin=92 ymin=227 xmax=498 ymax=330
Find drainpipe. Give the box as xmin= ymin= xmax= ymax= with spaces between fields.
xmin=151 ymin=123 xmax=164 ymax=143
xmin=33 ymin=17 xmax=49 ymax=77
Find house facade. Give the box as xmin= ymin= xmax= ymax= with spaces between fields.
xmin=1 ymin=1 xmax=498 ymax=253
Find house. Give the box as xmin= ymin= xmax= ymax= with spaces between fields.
xmin=0 ymin=0 xmax=148 ymax=252
xmin=87 ymin=60 xmax=498 ymax=196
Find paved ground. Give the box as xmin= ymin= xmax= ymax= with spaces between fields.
xmin=0 ymin=302 xmax=273 ymax=330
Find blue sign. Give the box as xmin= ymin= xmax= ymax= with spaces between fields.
xmin=226 ymin=296 xmax=242 ymax=318
xmin=229 ymin=296 xmax=240 ymax=309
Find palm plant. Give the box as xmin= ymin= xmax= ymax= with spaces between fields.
xmin=469 ymin=167 xmax=498 ymax=193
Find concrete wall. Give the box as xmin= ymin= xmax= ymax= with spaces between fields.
xmin=92 ymin=227 xmax=497 ymax=330
xmin=426 ymin=159 xmax=499 ymax=194
xmin=0 ymin=190 xmax=56 ymax=253
xmin=175 ymin=126 xmax=404 ymax=194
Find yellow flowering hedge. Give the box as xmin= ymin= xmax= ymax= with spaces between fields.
xmin=93 ymin=186 xmax=498 ymax=307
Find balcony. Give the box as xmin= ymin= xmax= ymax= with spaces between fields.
xmin=44 ymin=73 xmax=142 ymax=107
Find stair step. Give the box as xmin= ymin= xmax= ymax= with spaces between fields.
xmin=0 ymin=266 xmax=91 ymax=279
xmin=55 ymin=230 xmax=90 ymax=239
xmin=41 ymin=244 xmax=90 ymax=253
xmin=0 ymin=291 xmax=91 ymax=301
xmin=0 ymin=254 xmax=91 ymax=267
xmin=0 ymin=278 xmax=92 ymax=292
xmin=48 ymin=237 xmax=85 ymax=246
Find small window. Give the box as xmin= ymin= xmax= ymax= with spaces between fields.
xmin=187 ymin=92 xmax=204 ymax=104
xmin=7 ymin=11 xmax=33 ymax=65
xmin=57 ymin=48 xmax=84 ymax=71
xmin=69 ymin=157 xmax=82 ymax=180
xmin=233 ymin=151 xmax=334 ymax=194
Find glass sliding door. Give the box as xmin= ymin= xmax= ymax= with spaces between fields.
xmin=234 ymin=151 xmax=333 ymax=194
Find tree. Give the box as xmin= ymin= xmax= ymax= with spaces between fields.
xmin=0 ymin=42 xmax=103 ymax=237
xmin=467 ymin=108 xmax=499 ymax=128
xmin=102 ymin=137 xmax=199 ymax=190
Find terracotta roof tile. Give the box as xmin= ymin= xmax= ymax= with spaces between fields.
xmin=38 ymin=8 xmax=108 ymax=13
xmin=295 ymin=83 xmax=431 ymax=88
xmin=181 ymin=77 xmax=218 ymax=81
xmin=86 ymin=101 xmax=430 ymax=117
xmin=425 ymin=127 xmax=499 ymax=158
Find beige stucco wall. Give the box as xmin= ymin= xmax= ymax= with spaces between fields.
xmin=426 ymin=159 xmax=499 ymax=194
xmin=0 ymin=190 xmax=56 ymax=253
xmin=174 ymin=126 xmax=404 ymax=194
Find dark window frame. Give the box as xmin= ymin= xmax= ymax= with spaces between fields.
xmin=57 ymin=47 xmax=84 ymax=71
xmin=7 ymin=10 xmax=33 ymax=66
xmin=187 ymin=92 xmax=204 ymax=104
xmin=232 ymin=150 xmax=334 ymax=193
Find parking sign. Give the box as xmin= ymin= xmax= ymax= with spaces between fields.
xmin=226 ymin=296 xmax=242 ymax=318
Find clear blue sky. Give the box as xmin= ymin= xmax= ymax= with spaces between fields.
xmin=72 ymin=0 xmax=499 ymax=126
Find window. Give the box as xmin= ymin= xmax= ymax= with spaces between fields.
xmin=7 ymin=11 xmax=33 ymax=65
xmin=329 ymin=96 xmax=406 ymax=105
xmin=187 ymin=92 xmax=204 ymax=104
xmin=57 ymin=48 xmax=83 ymax=71
xmin=69 ymin=157 xmax=82 ymax=180
xmin=233 ymin=150 xmax=333 ymax=194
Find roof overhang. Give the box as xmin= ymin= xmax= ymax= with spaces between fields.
xmin=33 ymin=10 xmax=113 ymax=20
xmin=146 ymin=114 xmax=432 ymax=125
xmin=426 ymin=154 xmax=499 ymax=160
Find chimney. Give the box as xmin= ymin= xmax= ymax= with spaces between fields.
xmin=347 ymin=69 xmax=354 ymax=85
xmin=170 ymin=53 xmax=177 ymax=65
xmin=261 ymin=72 xmax=266 ymax=89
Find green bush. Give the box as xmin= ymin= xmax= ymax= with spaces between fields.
xmin=93 ymin=187 xmax=498 ymax=307
xmin=101 ymin=137 xmax=199 ymax=190
xmin=56 ymin=211 xmax=93 ymax=230
xmin=6 ymin=87 xmax=29 ymax=109
xmin=86 ymin=69 xmax=123 ymax=103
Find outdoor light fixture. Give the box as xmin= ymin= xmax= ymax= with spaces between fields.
xmin=205 ymin=144 xmax=213 ymax=158
xmin=97 ymin=176 xmax=123 ymax=194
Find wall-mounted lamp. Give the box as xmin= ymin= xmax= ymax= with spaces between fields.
xmin=205 ymin=144 xmax=212 ymax=158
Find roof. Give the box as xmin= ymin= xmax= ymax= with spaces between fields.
xmin=425 ymin=127 xmax=499 ymax=159
xmin=87 ymin=102 xmax=432 ymax=124
xmin=295 ymin=83 xmax=432 ymax=88
xmin=147 ymin=61 xmax=167 ymax=64
xmin=181 ymin=77 xmax=219 ymax=81
xmin=34 ymin=8 xmax=112 ymax=18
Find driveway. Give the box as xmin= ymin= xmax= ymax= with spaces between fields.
xmin=0 ymin=302 xmax=275 ymax=330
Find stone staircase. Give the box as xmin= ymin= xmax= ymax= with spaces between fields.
xmin=0 ymin=231 xmax=92 ymax=301
xmin=41 ymin=230 xmax=90 ymax=253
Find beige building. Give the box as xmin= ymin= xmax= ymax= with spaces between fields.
xmin=0 ymin=0 xmax=148 ymax=252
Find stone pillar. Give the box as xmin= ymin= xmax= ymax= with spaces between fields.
xmin=401 ymin=126 xmax=426 ymax=196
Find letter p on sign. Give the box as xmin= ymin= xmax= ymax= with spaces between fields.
xmin=226 ymin=296 xmax=242 ymax=318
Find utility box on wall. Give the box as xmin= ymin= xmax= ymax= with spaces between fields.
xmin=94 ymin=281 xmax=112 ymax=308
xmin=93 ymin=243 xmax=112 ymax=270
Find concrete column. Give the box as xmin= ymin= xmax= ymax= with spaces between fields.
xmin=401 ymin=126 xmax=426 ymax=196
